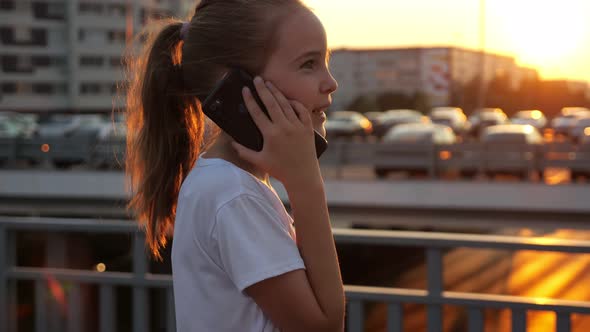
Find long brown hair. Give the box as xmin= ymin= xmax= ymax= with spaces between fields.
xmin=125 ymin=0 xmax=307 ymax=259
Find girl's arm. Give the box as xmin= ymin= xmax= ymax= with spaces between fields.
xmin=236 ymin=78 xmax=345 ymax=331
xmin=245 ymin=169 xmax=345 ymax=332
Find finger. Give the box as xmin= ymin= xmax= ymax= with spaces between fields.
xmin=231 ymin=141 xmax=260 ymax=165
xmin=253 ymin=76 xmax=287 ymax=124
xmin=242 ymin=87 xmax=271 ymax=132
xmin=289 ymin=100 xmax=313 ymax=128
xmin=266 ymin=81 xmax=299 ymax=124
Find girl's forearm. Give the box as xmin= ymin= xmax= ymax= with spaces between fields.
xmin=284 ymin=170 xmax=345 ymax=329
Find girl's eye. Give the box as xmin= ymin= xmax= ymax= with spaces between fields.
xmin=301 ymin=60 xmax=315 ymax=69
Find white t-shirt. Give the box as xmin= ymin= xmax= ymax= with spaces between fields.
xmin=172 ymin=156 xmax=305 ymax=332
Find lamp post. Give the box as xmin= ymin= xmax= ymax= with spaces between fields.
xmin=476 ymin=0 xmax=487 ymax=109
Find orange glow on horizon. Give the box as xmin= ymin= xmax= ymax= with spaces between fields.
xmin=305 ymin=0 xmax=590 ymax=82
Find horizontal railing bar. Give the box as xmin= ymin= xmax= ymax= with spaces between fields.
xmin=2 ymin=218 xmax=590 ymax=253
xmin=0 ymin=216 xmax=138 ymax=232
xmin=6 ymin=267 xmax=172 ymax=287
xmin=13 ymin=267 xmax=589 ymax=313
xmin=344 ymin=285 xmax=590 ymax=313
xmin=333 ymin=228 xmax=590 ymax=253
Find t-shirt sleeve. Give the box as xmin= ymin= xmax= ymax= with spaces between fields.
xmin=212 ymin=194 xmax=305 ymax=292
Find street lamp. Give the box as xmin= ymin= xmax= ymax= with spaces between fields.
xmin=477 ymin=0 xmax=487 ymax=109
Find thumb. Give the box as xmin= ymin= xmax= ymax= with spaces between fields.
xmin=231 ymin=141 xmax=259 ymax=164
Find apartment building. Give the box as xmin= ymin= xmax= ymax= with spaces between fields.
xmin=0 ymin=0 xmax=183 ymax=113
xmin=329 ymin=47 xmax=539 ymax=111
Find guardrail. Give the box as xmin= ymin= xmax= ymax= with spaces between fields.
xmin=1 ymin=217 xmax=589 ymax=331
xmin=2 ymin=138 xmax=589 ymax=181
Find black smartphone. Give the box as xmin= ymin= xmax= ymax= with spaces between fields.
xmin=201 ymin=68 xmax=328 ymax=158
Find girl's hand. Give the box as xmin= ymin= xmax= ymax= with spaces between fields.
xmin=231 ymin=76 xmax=320 ymax=188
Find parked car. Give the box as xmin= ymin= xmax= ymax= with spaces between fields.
xmin=372 ymin=109 xmax=429 ymax=138
xmin=325 ymin=111 xmax=372 ymax=139
xmin=428 ymin=107 xmax=469 ymax=135
xmin=0 ymin=119 xmax=22 ymax=138
xmin=569 ymin=127 xmax=590 ymax=180
xmin=363 ymin=111 xmax=384 ymax=126
xmin=569 ymin=118 xmax=590 ymax=143
xmin=36 ymin=114 xmax=106 ymax=138
xmin=468 ymin=108 xmax=508 ymax=138
xmin=481 ymin=124 xmax=543 ymax=180
xmin=551 ymin=107 xmax=590 ymax=137
xmin=510 ymin=110 xmax=547 ymax=130
xmin=0 ymin=112 xmax=38 ymax=138
xmin=374 ymin=123 xmax=456 ymax=178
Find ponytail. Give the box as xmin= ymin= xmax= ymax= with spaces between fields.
xmin=124 ymin=0 xmax=310 ymax=259
xmin=125 ymin=21 xmax=204 ymax=259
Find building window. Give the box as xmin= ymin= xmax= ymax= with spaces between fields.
xmin=109 ymin=56 xmax=122 ymax=68
xmin=80 ymin=83 xmax=101 ymax=94
xmin=79 ymin=3 xmax=103 ymax=14
xmin=32 ymin=2 xmax=65 ymax=20
xmin=0 ymin=27 xmax=11 ymax=44
xmin=32 ymin=56 xmax=51 ymax=67
xmin=0 ymin=1 xmax=15 ymax=10
xmin=1 ymin=55 xmax=33 ymax=73
xmin=107 ymin=30 xmax=126 ymax=44
xmin=107 ymin=4 xmax=125 ymax=17
xmin=31 ymin=28 xmax=48 ymax=46
xmin=33 ymin=83 xmax=54 ymax=94
xmin=80 ymin=56 xmax=104 ymax=67
xmin=1 ymin=83 xmax=17 ymax=94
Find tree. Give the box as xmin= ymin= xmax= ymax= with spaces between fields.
xmin=346 ymin=95 xmax=379 ymax=113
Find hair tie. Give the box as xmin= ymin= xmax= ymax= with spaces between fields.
xmin=180 ymin=22 xmax=190 ymax=41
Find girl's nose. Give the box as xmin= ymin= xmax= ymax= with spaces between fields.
xmin=321 ymin=71 xmax=338 ymax=94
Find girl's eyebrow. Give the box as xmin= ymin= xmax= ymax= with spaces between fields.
xmin=291 ymin=50 xmax=322 ymax=64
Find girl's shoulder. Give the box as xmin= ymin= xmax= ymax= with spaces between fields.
xmin=180 ymin=157 xmax=275 ymax=208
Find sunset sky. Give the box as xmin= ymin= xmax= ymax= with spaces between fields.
xmin=305 ymin=0 xmax=590 ymax=83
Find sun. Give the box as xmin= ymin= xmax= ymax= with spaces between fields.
xmin=495 ymin=0 xmax=588 ymax=68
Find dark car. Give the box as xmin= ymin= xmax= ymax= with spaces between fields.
xmin=372 ymin=109 xmax=429 ymax=138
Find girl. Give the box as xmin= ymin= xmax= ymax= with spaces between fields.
xmin=125 ymin=0 xmax=344 ymax=331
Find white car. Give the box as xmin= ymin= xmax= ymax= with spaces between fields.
xmin=511 ymin=110 xmax=547 ymax=130
xmin=551 ymin=107 xmax=590 ymax=137
xmin=325 ymin=111 xmax=373 ymax=138
xmin=429 ymin=107 xmax=469 ymax=134
xmin=569 ymin=118 xmax=590 ymax=143
xmin=375 ymin=123 xmax=456 ymax=178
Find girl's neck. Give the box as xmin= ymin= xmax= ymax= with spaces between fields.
xmin=202 ymin=133 xmax=271 ymax=187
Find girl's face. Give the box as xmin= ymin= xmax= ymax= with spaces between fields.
xmin=261 ymin=9 xmax=338 ymax=137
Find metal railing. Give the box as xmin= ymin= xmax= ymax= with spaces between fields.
xmin=1 ymin=216 xmax=590 ymax=332
xmin=2 ymin=138 xmax=590 ymax=181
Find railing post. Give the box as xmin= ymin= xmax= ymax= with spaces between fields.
xmin=427 ymin=248 xmax=443 ymax=332
xmin=133 ymin=230 xmax=148 ymax=332
xmin=347 ymin=299 xmax=364 ymax=332
xmin=6 ymin=225 xmax=17 ymax=332
xmin=468 ymin=307 xmax=484 ymax=332
xmin=386 ymin=302 xmax=403 ymax=332
xmin=0 ymin=225 xmax=6 ymax=332
xmin=556 ymin=311 xmax=571 ymax=332
xmin=167 ymin=287 xmax=176 ymax=332
xmin=46 ymin=233 xmax=67 ymax=332
xmin=511 ymin=308 xmax=526 ymax=332
xmin=99 ymin=285 xmax=115 ymax=332
xmin=66 ymin=283 xmax=82 ymax=332
xmin=35 ymin=279 xmax=48 ymax=332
